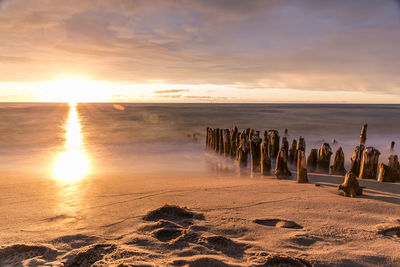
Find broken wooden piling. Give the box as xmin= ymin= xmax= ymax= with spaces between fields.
xmin=359 ymin=147 xmax=380 ymax=179
xmin=338 ymin=171 xmax=363 ymax=198
xmin=297 ymin=150 xmax=308 ymax=183
xmin=317 ymin=143 xmax=332 ymax=173
xmin=250 ymin=131 xmax=262 ymax=173
xmin=307 ymin=148 xmax=318 ymax=172
xmin=275 ymin=148 xmax=291 ymax=178
xmin=331 ymin=147 xmax=346 ymax=175
xmin=377 ymin=155 xmax=400 ymax=182
xmin=268 ymin=130 xmax=280 ymax=159
xmin=289 ymin=139 xmax=297 ymax=165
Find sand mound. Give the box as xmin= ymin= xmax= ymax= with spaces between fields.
xmin=261 ymin=255 xmax=311 ymax=267
xmin=143 ymin=205 xmax=204 ymax=222
xmin=0 ymin=244 xmax=58 ymax=266
xmin=253 ymin=219 xmax=303 ymax=229
xmin=64 ymin=244 xmax=116 ymax=267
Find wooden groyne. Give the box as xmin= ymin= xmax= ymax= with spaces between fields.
xmin=206 ymin=124 xmax=399 ymax=197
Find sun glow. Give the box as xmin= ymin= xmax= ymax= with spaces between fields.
xmin=38 ymin=77 xmax=112 ymax=103
xmin=53 ymin=102 xmax=90 ymax=182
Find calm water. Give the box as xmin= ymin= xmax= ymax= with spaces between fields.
xmin=1 ymin=103 xmax=400 ymax=180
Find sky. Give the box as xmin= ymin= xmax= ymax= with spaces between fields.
xmin=0 ymin=0 xmax=399 ymax=103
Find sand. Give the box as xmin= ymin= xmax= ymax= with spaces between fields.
xmin=0 ymin=171 xmax=400 ymax=266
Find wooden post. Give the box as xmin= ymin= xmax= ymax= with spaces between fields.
xmin=289 ymin=139 xmax=297 ymax=165
xmin=331 ymin=147 xmax=347 ymax=175
xmin=307 ymin=148 xmax=318 ymax=172
xmin=223 ymin=129 xmax=231 ymax=157
xmin=282 ymin=137 xmax=289 ymax=161
xmin=359 ymin=147 xmax=380 ymax=179
xmin=275 ymin=148 xmax=291 ymax=178
xmin=297 ymin=150 xmax=308 ymax=183
xmin=360 ymin=124 xmax=367 ymax=145
xmin=237 ymin=132 xmax=248 ymax=167
xmin=338 ymin=171 xmax=363 ymax=197
xmin=349 ymin=144 xmax=364 ymax=176
xmin=317 ymin=143 xmax=332 ymax=173
xmin=390 ymin=141 xmax=395 ymax=153
xmin=268 ymin=130 xmax=280 ymax=159
xmin=261 ymin=137 xmax=271 ymax=176
xmin=377 ymin=155 xmax=400 ymax=182
xmin=206 ymin=127 xmax=209 ymax=147
xmin=230 ymin=126 xmax=238 ymax=159
xmin=219 ymin=128 xmax=224 ymax=154
xmin=250 ymin=131 xmax=262 ymax=173
xmin=213 ymin=128 xmax=218 ymax=152
xmin=295 ymin=136 xmax=306 ymax=165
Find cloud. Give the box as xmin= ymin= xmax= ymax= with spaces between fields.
xmin=154 ymin=89 xmax=190 ymax=94
xmin=0 ymin=0 xmax=399 ymax=97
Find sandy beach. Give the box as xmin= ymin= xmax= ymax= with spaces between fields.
xmin=1 ymin=170 xmax=399 ymax=266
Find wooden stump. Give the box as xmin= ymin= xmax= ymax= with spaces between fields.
xmin=331 ymin=147 xmax=347 ymax=175
xmin=350 ymin=144 xmax=364 ymax=176
xmin=297 ymin=150 xmax=308 ymax=183
xmin=282 ymin=137 xmax=289 ymax=161
xmin=230 ymin=126 xmax=238 ymax=159
xmin=213 ymin=128 xmax=219 ymax=152
xmin=359 ymin=147 xmax=380 ymax=179
xmin=237 ymin=132 xmax=248 ymax=167
xmin=297 ymin=136 xmax=306 ymax=152
xmin=218 ymin=128 xmax=224 ymax=154
xmin=275 ymin=148 xmax=291 ymax=178
xmin=250 ymin=132 xmax=262 ymax=172
xmin=377 ymin=155 xmax=400 ymax=182
xmin=268 ymin=130 xmax=280 ymax=159
xmin=261 ymin=140 xmax=271 ymax=176
xmin=390 ymin=141 xmax=395 ymax=153
xmin=289 ymin=139 xmax=297 ymax=165
xmin=360 ymin=124 xmax=368 ymax=145
xmin=307 ymin=148 xmax=318 ymax=172
xmin=317 ymin=143 xmax=332 ymax=173
xmin=338 ymin=171 xmax=363 ymax=197
xmin=223 ymin=129 xmax=231 ymax=157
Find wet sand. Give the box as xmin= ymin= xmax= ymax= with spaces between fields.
xmin=1 ymin=171 xmax=400 ymax=266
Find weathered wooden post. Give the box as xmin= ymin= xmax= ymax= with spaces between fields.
xmin=377 ymin=155 xmax=400 ymax=182
xmin=360 ymin=124 xmax=367 ymax=145
xmin=223 ymin=129 xmax=231 ymax=157
xmin=268 ymin=130 xmax=280 ymax=159
xmin=297 ymin=150 xmax=308 ymax=183
xmin=237 ymin=132 xmax=248 ymax=167
xmin=250 ymin=131 xmax=262 ymax=173
xmin=275 ymin=148 xmax=291 ymax=178
xmin=390 ymin=141 xmax=395 ymax=153
xmin=218 ymin=129 xmax=223 ymax=154
xmin=289 ymin=139 xmax=297 ymax=165
xmin=317 ymin=143 xmax=332 ymax=173
xmin=297 ymin=136 xmax=306 ymax=152
xmin=213 ymin=128 xmax=219 ymax=152
xmin=284 ymin=128 xmax=288 ymax=136
xmin=230 ymin=126 xmax=238 ymax=158
xmin=338 ymin=171 xmax=363 ymax=197
xmin=307 ymin=149 xmax=318 ymax=172
xmin=359 ymin=147 xmax=380 ymax=179
xmin=331 ymin=147 xmax=346 ymax=175
xmin=206 ymin=127 xmax=209 ymax=147
xmin=261 ymin=136 xmax=271 ymax=176
xmin=349 ymin=144 xmax=364 ymax=176
xmin=282 ymin=137 xmax=289 ymax=160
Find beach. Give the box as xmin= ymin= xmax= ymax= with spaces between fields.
xmin=1 ymin=170 xmax=399 ymax=266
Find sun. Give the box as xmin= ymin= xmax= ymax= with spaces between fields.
xmin=38 ymin=77 xmax=112 ymax=103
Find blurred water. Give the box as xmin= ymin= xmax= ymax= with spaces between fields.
xmin=0 ymin=103 xmax=399 ymax=177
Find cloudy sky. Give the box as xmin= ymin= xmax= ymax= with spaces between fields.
xmin=0 ymin=0 xmax=399 ymax=103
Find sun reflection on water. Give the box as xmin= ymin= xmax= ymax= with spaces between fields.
xmin=53 ymin=102 xmax=90 ymax=182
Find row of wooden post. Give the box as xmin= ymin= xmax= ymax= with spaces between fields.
xmin=206 ymin=125 xmax=399 ymax=196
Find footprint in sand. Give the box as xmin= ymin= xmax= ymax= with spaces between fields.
xmin=379 ymin=226 xmax=400 ymax=238
xmin=253 ymin=218 xmax=303 ymax=229
xmin=289 ymin=235 xmax=323 ymax=246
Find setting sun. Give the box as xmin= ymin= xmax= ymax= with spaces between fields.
xmin=38 ymin=77 xmax=112 ymax=103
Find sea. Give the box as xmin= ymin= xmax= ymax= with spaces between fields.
xmin=1 ymin=103 xmax=399 ymax=179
